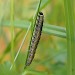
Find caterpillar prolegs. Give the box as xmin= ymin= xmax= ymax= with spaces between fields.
xmin=24 ymin=12 xmax=44 ymax=68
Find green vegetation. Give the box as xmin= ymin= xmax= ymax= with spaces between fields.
xmin=0 ymin=0 xmax=75 ymax=75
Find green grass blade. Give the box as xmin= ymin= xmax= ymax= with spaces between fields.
xmin=43 ymin=27 xmax=66 ymax=38
xmin=10 ymin=25 xmax=31 ymax=70
xmin=64 ymin=0 xmax=75 ymax=75
xmin=44 ymin=24 xmax=66 ymax=33
xmin=10 ymin=0 xmax=15 ymax=62
xmin=2 ymin=20 xmax=66 ymax=38
xmin=40 ymin=0 xmax=51 ymax=10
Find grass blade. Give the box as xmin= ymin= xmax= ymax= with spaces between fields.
xmin=10 ymin=0 xmax=15 ymax=63
xmin=10 ymin=24 xmax=31 ymax=70
xmin=64 ymin=0 xmax=75 ymax=75
xmin=1 ymin=20 xmax=66 ymax=38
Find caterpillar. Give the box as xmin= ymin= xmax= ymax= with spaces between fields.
xmin=24 ymin=12 xmax=44 ymax=68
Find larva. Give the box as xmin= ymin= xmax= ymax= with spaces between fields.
xmin=24 ymin=12 xmax=44 ymax=68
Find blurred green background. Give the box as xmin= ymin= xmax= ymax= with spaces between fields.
xmin=0 ymin=0 xmax=68 ymax=75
